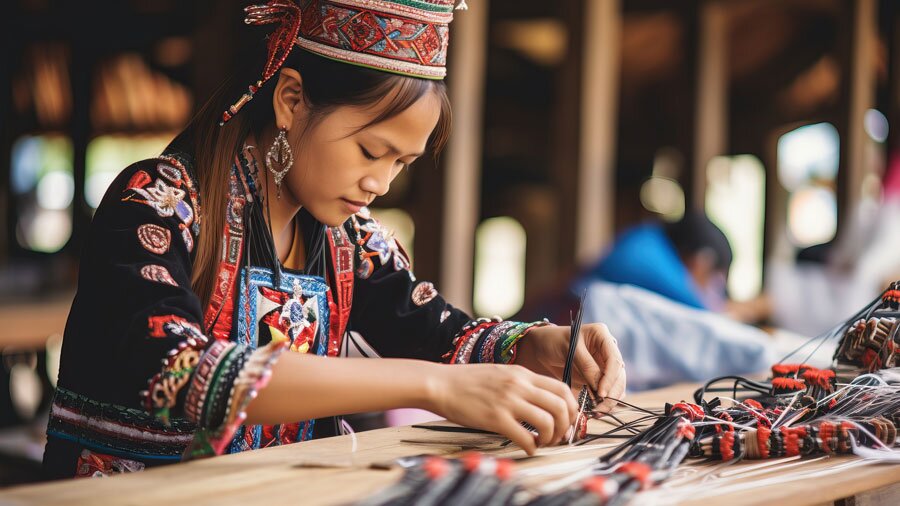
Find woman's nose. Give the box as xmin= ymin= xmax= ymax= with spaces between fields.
xmin=360 ymin=168 xmax=392 ymax=197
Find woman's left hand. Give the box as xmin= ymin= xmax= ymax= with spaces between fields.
xmin=514 ymin=323 xmax=626 ymax=414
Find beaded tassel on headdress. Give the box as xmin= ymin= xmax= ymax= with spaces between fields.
xmin=220 ymin=0 xmax=302 ymax=126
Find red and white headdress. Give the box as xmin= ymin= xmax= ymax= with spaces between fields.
xmin=221 ymin=0 xmax=464 ymax=125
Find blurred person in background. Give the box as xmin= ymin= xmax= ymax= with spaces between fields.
xmin=576 ymin=210 xmax=734 ymax=312
xmin=522 ymin=210 xmax=735 ymax=324
xmin=519 ymin=211 xmax=788 ymax=392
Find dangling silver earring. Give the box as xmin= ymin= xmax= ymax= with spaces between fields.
xmin=266 ymin=126 xmax=293 ymax=199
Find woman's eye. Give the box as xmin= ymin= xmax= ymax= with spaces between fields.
xmin=360 ymin=145 xmax=378 ymax=161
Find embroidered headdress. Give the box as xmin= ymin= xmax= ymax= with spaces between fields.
xmin=221 ymin=0 xmax=465 ymax=125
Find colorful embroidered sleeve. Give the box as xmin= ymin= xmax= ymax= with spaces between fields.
xmin=58 ymin=158 xmax=280 ymax=459
xmin=344 ymin=209 xmax=549 ymax=364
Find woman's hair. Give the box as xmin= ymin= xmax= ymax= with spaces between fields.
xmin=172 ymin=48 xmax=452 ymax=313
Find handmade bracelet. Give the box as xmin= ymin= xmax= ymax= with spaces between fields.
xmin=188 ymin=340 xmax=289 ymax=459
xmin=478 ymin=321 xmax=517 ymax=364
xmin=200 ymin=344 xmax=246 ymax=429
xmin=455 ymin=326 xmax=488 ymax=364
xmin=184 ymin=339 xmax=234 ymax=424
xmin=498 ymin=320 xmax=551 ymax=364
xmin=446 ymin=318 xmax=497 ymax=364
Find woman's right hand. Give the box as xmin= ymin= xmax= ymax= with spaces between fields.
xmin=424 ymin=363 xmax=579 ymax=455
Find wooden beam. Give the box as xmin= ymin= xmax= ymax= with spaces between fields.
xmin=575 ymin=0 xmax=622 ymax=266
xmin=692 ymin=0 xmax=729 ymax=210
xmin=440 ymin=0 xmax=489 ymax=313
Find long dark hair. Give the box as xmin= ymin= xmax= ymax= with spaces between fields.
xmin=173 ymin=48 xmax=452 ymax=312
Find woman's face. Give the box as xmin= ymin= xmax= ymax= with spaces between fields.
xmin=283 ymin=88 xmax=442 ymax=227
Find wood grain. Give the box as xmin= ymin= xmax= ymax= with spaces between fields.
xmin=2 ymin=382 xmax=898 ymax=506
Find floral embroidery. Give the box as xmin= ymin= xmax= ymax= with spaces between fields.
xmin=140 ymin=264 xmax=178 ymax=287
xmin=137 ymin=224 xmax=171 ymax=254
xmin=124 ymin=176 xmax=193 ymax=226
xmin=142 ymin=180 xmax=183 ymax=217
xmin=123 ymin=160 xmax=198 ymax=255
xmin=351 ymin=210 xmax=411 ymax=279
xmin=440 ymin=309 xmax=451 ymax=323
xmin=363 ymin=221 xmax=410 ymax=270
xmin=411 ymin=281 xmax=438 ymax=306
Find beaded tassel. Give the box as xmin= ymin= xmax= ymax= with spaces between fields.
xmin=220 ymin=1 xmax=302 ymax=125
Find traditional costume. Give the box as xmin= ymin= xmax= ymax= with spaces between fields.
xmin=43 ymin=0 xmax=547 ymax=478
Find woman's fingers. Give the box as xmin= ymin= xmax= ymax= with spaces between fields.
xmin=594 ymin=326 xmax=624 ymax=398
xmin=511 ymin=400 xmax=558 ymax=448
xmin=495 ymin=415 xmax=538 ymax=455
xmin=520 ymin=377 xmax=576 ymax=443
xmin=530 ymin=372 xmax=579 ymax=419
xmin=596 ymin=368 xmax=626 ymax=413
xmin=573 ymin=339 xmax=602 ymax=393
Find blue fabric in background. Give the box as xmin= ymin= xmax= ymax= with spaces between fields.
xmin=579 ymin=282 xmax=792 ymax=392
xmin=579 ymin=223 xmax=706 ymax=309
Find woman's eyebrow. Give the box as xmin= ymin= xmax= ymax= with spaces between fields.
xmin=369 ymin=133 xmax=424 ymax=158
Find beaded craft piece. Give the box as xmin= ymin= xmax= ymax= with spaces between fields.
xmin=368 ymin=282 xmax=900 ymax=506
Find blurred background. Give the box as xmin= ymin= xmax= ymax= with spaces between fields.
xmin=3 ymin=0 xmax=900 ymax=486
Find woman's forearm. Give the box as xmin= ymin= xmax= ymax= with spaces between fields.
xmin=244 ymin=353 xmax=439 ymax=425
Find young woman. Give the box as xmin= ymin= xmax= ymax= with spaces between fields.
xmin=43 ymin=0 xmax=626 ymax=478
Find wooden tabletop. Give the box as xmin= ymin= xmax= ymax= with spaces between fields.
xmin=1 ymin=382 xmax=898 ymax=506
xmin=0 ymin=292 xmax=73 ymax=350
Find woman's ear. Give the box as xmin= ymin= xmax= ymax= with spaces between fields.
xmin=272 ymin=67 xmax=305 ymax=130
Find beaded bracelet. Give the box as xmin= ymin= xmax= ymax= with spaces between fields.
xmin=184 ymin=340 xmax=234 ymax=424
xmin=498 ymin=320 xmax=552 ymax=364
xmin=193 ymin=340 xmax=288 ymax=458
xmin=446 ymin=318 xmax=497 ymax=364
xmin=200 ymin=345 xmax=247 ymax=429
xmin=477 ymin=321 xmax=517 ymax=364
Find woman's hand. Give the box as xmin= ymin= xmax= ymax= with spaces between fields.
xmin=424 ymin=363 xmax=578 ymax=455
xmin=514 ymin=323 xmax=626 ymax=413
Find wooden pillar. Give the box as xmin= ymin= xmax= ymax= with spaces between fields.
xmin=0 ymin=8 xmax=14 ymax=264
xmin=575 ymin=0 xmax=622 ymax=266
xmin=837 ymin=0 xmax=877 ymax=223
xmin=882 ymin=0 xmax=900 ymax=156
xmin=440 ymin=1 xmax=489 ymax=313
xmin=549 ymin=1 xmax=584 ymax=278
xmin=692 ymin=0 xmax=728 ymax=211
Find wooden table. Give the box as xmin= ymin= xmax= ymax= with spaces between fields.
xmin=1 ymin=383 xmax=898 ymax=506
xmin=0 ymin=292 xmax=73 ymax=349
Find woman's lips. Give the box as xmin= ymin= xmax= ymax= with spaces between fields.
xmin=341 ymin=198 xmax=366 ymax=214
